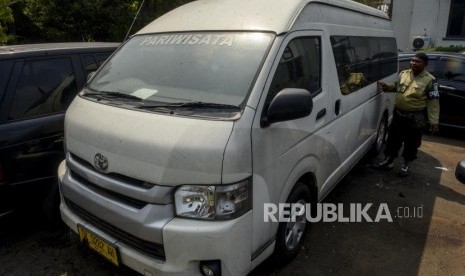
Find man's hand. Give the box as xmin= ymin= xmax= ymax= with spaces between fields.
xmin=429 ymin=124 xmax=439 ymax=134
xmin=377 ymin=81 xmax=388 ymax=92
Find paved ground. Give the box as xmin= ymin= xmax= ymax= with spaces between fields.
xmin=253 ymin=134 xmax=465 ymax=275
xmin=1 ymin=134 xmax=464 ymax=276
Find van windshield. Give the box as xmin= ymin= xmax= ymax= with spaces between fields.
xmin=87 ymin=32 xmax=273 ymax=114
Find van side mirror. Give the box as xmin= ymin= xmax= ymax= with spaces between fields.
xmin=456 ymin=160 xmax=465 ymax=184
xmin=261 ymin=88 xmax=313 ymax=127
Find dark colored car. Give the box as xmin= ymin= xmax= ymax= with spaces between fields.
xmin=0 ymin=42 xmax=119 ymax=219
xmin=399 ymin=52 xmax=465 ymax=132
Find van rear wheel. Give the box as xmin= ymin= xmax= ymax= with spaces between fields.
xmin=273 ymin=182 xmax=311 ymax=266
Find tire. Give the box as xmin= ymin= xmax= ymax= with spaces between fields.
xmin=370 ymin=116 xmax=387 ymax=157
xmin=42 ymin=180 xmax=63 ymax=228
xmin=273 ymin=182 xmax=311 ymax=266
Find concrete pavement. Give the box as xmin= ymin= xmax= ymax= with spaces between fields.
xmin=252 ymin=134 xmax=465 ymax=276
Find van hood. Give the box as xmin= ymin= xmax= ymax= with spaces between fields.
xmin=65 ymin=97 xmax=234 ymax=186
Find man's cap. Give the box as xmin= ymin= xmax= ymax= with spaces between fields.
xmin=414 ymin=53 xmax=429 ymax=64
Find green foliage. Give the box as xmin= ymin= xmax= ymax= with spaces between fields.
xmin=7 ymin=0 xmax=196 ymax=43
xmin=434 ymin=45 xmax=465 ymax=53
xmin=129 ymin=0 xmax=195 ymax=37
xmin=20 ymin=0 xmax=140 ymax=42
xmin=0 ymin=0 xmax=15 ymax=44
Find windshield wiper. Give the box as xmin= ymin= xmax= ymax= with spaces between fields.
xmin=137 ymin=101 xmax=240 ymax=110
xmin=83 ymin=90 xmax=143 ymax=101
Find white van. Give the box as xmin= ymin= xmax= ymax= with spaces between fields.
xmin=58 ymin=0 xmax=397 ymax=275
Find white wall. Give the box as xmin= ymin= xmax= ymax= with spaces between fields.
xmin=391 ymin=0 xmax=414 ymax=50
xmin=410 ymin=0 xmax=451 ymax=48
xmin=391 ymin=0 xmax=465 ymax=51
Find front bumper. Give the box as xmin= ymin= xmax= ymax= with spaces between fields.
xmin=58 ymin=161 xmax=253 ymax=276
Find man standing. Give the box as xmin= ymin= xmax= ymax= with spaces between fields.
xmin=375 ymin=53 xmax=439 ymax=176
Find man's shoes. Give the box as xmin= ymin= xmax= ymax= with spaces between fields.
xmin=398 ymin=162 xmax=410 ymax=177
xmin=373 ymin=157 xmax=394 ymax=170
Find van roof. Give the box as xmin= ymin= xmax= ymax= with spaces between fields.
xmin=137 ymin=0 xmax=389 ymax=35
xmin=0 ymin=42 xmax=120 ymax=58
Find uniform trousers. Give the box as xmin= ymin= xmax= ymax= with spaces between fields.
xmin=384 ymin=110 xmax=424 ymax=162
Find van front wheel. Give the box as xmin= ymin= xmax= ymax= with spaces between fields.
xmin=371 ymin=116 xmax=387 ymax=157
xmin=273 ymin=182 xmax=311 ymax=265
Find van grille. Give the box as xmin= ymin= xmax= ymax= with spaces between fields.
xmin=69 ymin=170 xmax=147 ymax=209
xmin=69 ymin=153 xmax=155 ymax=189
xmin=65 ymin=198 xmax=166 ymax=260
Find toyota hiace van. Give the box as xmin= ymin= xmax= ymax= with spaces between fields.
xmin=58 ymin=0 xmax=397 ymax=275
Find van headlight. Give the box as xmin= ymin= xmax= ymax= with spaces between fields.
xmin=174 ymin=178 xmax=252 ymax=220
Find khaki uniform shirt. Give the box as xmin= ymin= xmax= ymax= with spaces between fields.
xmin=387 ymin=69 xmax=440 ymax=124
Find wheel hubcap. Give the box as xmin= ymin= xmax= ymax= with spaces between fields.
xmin=376 ymin=122 xmax=386 ymax=151
xmin=284 ymin=199 xmax=307 ymax=250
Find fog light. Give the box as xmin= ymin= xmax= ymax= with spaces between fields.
xmin=200 ymin=260 xmax=221 ymax=276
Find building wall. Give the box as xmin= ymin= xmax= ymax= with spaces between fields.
xmin=410 ymin=0 xmax=441 ymax=47
xmin=392 ymin=0 xmax=464 ymax=51
xmin=391 ymin=0 xmax=414 ymax=50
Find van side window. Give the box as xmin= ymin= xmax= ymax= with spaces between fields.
xmin=8 ymin=58 xmax=78 ymax=120
xmin=331 ymin=36 xmax=397 ymax=95
xmin=266 ymin=37 xmax=321 ymax=106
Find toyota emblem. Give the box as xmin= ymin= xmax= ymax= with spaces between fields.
xmin=94 ymin=153 xmax=108 ymax=171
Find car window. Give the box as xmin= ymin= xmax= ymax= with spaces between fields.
xmin=82 ymin=53 xmax=112 ymax=79
xmin=0 ymin=60 xmax=13 ymax=102
xmin=331 ymin=36 xmax=397 ymax=95
xmin=89 ymin=32 xmax=273 ymax=108
xmin=399 ymin=56 xmax=438 ymax=77
xmin=95 ymin=53 xmax=111 ymax=66
xmin=399 ymin=59 xmax=410 ymax=72
xmin=8 ymin=58 xmax=78 ymax=120
xmin=443 ymin=58 xmax=465 ymax=82
xmin=82 ymin=54 xmax=98 ymax=79
xmin=426 ymin=59 xmax=438 ymax=77
xmin=266 ymin=36 xmax=321 ymax=106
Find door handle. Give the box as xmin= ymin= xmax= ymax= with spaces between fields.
xmin=25 ymin=140 xmax=40 ymax=147
xmin=439 ymin=85 xmax=456 ymax=91
xmin=335 ymin=100 xmax=341 ymax=116
xmin=316 ymin=108 xmax=326 ymax=120
xmin=23 ymin=140 xmax=42 ymax=153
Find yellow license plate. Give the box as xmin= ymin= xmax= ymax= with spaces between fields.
xmin=77 ymin=224 xmax=120 ymax=266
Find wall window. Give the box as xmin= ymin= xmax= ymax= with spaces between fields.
xmin=266 ymin=37 xmax=321 ymax=107
xmin=447 ymin=0 xmax=465 ymax=37
xmin=9 ymin=58 xmax=77 ymax=120
xmin=331 ymin=36 xmax=397 ymax=95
